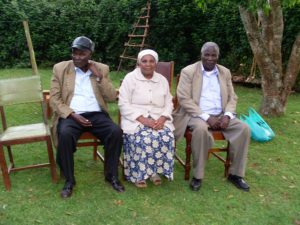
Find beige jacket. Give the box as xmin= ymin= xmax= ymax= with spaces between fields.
xmin=118 ymin=68 xmax=174 ymax=134
xmin=172 ymin=61 xmax=237 ymax=140
xmin=49 ymin=60 xmax=116 ymax=147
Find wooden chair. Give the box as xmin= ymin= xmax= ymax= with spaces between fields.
xmin=155 ymin=61 xmax=185 ymax=167
xmin=174 ymin=75 xmax=231 ymax=180
xmin=156 ymin=61 xmax=174 ymax=89
xmin=183 ymin=128 xmax=231 ymax=180
xmin=42 ymin=90 xmax=104 ymax=162
xmin=0 ymin=76 xmax=57 ymax=191
xmin=118 ymin=61 xmax=185 ymax=169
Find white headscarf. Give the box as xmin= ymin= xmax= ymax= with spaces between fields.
xmin=137 ymin=49 xmax=159 ymax=64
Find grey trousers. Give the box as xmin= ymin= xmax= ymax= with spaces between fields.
xmin=187 ymin=117 xmax=250 ymax=179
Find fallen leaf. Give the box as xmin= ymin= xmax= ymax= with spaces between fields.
xmin=294 ymin=219 xmax=300 ymax=225
xmin=114 ymin=199 xmax=123 ymax=206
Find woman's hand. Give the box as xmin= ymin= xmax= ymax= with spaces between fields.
xmin=137 ymin=116 xmax=156 ymax=128
xmin=153 ymin=116 xmax=167 ymax=130
xmin=69 ymin=113 xmax=92 ymax=127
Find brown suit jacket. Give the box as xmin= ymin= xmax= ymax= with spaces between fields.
xmin=172 ymin=61 xmax=238 ymax=140
xmin=49 ymin=60 xmax=117 ymax=147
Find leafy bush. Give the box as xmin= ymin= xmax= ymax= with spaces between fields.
xmin=0 ymin=0 xmax=299 ymax=90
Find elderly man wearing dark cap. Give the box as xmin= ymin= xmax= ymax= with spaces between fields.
xmin=50 ymin=36 xmax=125 ymax=198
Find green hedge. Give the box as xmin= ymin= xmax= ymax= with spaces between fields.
xmin=0 ymin=0 xmax=299 ymax=88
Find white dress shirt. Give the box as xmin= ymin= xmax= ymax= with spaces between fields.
xmin=199 ymin=65 xmax=234 ymax=121
xmin=69 ymin=67 xmax=101 ymax=114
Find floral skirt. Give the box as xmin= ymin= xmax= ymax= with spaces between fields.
xmin=123 ymin=125 xmax=175 ymax=183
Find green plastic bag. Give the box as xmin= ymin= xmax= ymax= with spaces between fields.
xmin=240 ymin=108 xmax=275 ymax=142
xmin=248 ymin=107 xmax=275 ymax=138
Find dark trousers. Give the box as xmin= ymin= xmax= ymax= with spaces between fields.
xmin=56 ymin=111 xmax=123 ymax=184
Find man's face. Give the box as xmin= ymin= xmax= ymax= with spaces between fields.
xmin=201 ymin=46 xmax=218 ymax=71
xmin=71 ymin=48 xmax=91 ymax=70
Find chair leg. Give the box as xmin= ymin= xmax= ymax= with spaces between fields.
xmin=93 ymin=139 xmax=97 ymax=161
xmin=7 ymin=146 xmax=14 ymax=168
xmin=184 ymin=132 xmax=192 ymax=180
xmin=224 ymin=143 xmax=230 ymax=177
xmin=46 ymin=137 xmax=58 ymax=183
xmin=0 ymin=145 xmax=11 ymax=191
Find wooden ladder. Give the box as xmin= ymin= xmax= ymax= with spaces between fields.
xmin=117 ymin=1 xmax=151 ymax=71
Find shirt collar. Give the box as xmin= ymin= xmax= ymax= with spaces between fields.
xmin=75 ymin=66 xmax=92 ymax=76
xmin=201 ymin=64 xmax=219 ymax=77
xmin=134 ymin=67 xmax=160 ymax=83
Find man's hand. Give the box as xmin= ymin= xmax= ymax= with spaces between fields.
xmin=219 ymin=115 xmax=230 ymax=129
xmin=153 ymin=116 xmax=167 ymax=130
xmin=69 ymin=113 xmax=92 ymax=127
xmin=88 ymin=61 xmax=103 ymax=82
xmin=207 ymin=116 xmax=221 ymax=130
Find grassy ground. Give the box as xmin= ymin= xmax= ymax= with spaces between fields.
xmin=0 ymin=68 xmax=299 ymax=225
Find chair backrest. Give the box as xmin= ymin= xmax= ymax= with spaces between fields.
xmin=42 ymin=90 xmax=51 ymax=119
xmin=0 ymin=76 xmax=42 ymax=106
xmin=173 ymin=74 xmax=181 ymax=110
xmin=155 ymin=61 xmax=174 ymax=89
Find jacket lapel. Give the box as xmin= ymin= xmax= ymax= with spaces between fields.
xmin=193 ymin=62 xmax=202 ymax=105
xmin=66 ymin=62 xmax=76 ymax=92
xmin=217 ymin=65 xmax=227 ymax=109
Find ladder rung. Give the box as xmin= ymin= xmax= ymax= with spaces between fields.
xmin=120 ymin=55 xmax=137 ymax=61
xmin=139 ymin=16 xmax=150 ymax=19
xmin=133 ymin=25 xmax=149 ymax=28
xmin=124 ymin=43 xmax=144 ymax=48
xmin=128 ymin=34 xmax=146 ymax=38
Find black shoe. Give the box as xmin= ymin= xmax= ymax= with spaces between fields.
xmin=105 ymin=176 xmax=125 ymax=192
xmin=60 ymin=181 xmax=74 ymax=198
xmin=190 ymin=177 xmax=202 ymax=191
xmin=228 ymin=174 xmax=250 ymax=192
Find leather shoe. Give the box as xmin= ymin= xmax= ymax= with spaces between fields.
xmin=60 ymin=181 xmax=74 ymax=198
xmin=105 ymin=176 xmax=125 ymax=192
xmin=190 ymin=177 xmax=202 ymax=191
xmin=228 ymin=174 xmax=250 ymax=192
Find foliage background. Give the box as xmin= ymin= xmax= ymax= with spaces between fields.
xmin=0 ymin=1 xmax=299 ymax=79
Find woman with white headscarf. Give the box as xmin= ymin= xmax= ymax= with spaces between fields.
xmin=118 ymin=49 xmax=175 ymax=188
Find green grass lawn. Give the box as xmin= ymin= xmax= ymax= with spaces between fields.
xmin=0 ymin=68 xmax=299 ymax=225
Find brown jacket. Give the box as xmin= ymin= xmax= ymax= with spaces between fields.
xmin=49 ymin=60 xmax=117 ymax=147
xmin=172 ymin=61 xmax=238 ymax=140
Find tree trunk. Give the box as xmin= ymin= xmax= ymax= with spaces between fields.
xmin=238 ymin=0 xmax=300 ymax=116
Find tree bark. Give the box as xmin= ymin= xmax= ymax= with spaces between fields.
xmin=238 ymin=1 xmax=299 ymax=116
xmin=282 ymin=33 xmax=300 ymax=105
